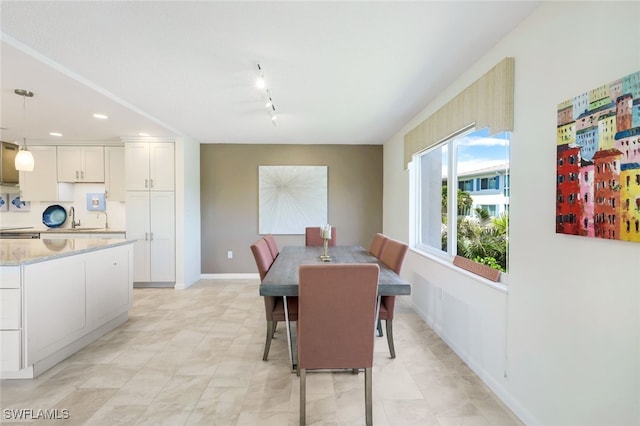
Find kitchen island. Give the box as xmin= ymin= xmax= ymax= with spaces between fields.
xmin=0 ymin=238 xmax=134 ymax=379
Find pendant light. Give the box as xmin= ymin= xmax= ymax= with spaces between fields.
xmin=14 ymin=89 xmax=35 ymax=172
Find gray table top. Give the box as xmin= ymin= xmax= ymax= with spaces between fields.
xmin=259 ymin=245 xmax=411 ymax=297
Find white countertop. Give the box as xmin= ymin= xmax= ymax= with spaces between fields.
xmin=0 ymin=238 xmax=133 ymax=266
xmin=0 ymin=227 xmax=125 ymax=235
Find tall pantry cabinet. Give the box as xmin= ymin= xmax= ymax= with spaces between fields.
xmin=125 ymin=141 xmax=175 ymax=286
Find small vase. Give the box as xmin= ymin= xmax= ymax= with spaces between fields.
xmin=320 ymin=237 xmax=331 ymax=261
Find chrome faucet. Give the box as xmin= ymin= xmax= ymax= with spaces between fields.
xmin=97 ymin=211 xmax=109 ymax=229
xmin=69 ymin=206 xmax=81 ymax=229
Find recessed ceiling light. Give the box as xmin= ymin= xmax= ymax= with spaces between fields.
xmin=93 ymin=113 xmax=108 ymax=119
xmin=49 ymin=132 xmax=63 ymax=137
xmin=138 ymin=132 xmax=150 ymax=137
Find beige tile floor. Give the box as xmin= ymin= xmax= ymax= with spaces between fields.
xmin=0 ymin=279 xmax=523 ymax=425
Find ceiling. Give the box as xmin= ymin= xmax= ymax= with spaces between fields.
xmin=0 ymin=1 xmax=539 ymax=146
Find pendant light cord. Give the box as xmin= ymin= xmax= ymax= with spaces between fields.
xmin=22 ymin=95 xmax=28 ymax=150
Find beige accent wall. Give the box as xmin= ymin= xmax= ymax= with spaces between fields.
xmin=200 ymin=144 xmax=382 ymax=274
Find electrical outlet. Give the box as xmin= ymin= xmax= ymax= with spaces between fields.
xmin=227 ymin=250 xmax=233 ymax=259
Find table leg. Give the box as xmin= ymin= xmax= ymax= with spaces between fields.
xmin=374 ymin=295 xmax=381 ymax=335
xmin=283 ymin=295 xmax=295 ymax=372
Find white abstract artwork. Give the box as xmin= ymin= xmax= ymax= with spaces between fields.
xmin=259 ymin=166 xmax=327 ymax=234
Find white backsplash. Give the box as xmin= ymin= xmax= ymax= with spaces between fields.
xmin=0 ymin=183 xmax=126 ymax=230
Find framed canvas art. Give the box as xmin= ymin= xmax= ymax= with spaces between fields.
xmin=556 ymin=70 xmax=640 ymax=242
xmin=259 ymin=165 xmax=328 ymax=234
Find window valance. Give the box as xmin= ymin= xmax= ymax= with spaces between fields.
xmin=404 ymin=57 xmax=515 ymax=167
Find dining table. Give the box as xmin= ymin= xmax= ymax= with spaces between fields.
xmin=260 ymin=245 xmax=411 ymax=370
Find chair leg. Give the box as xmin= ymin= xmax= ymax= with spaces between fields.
xmin=386 ymin=319 xmax=396 ymax=359
xmin=263 ymin=320 xmax=275 ymax=361
xmin=376 ymin=318 xmax=383 ymax=337
xmin=272 ymin=321 xmax=278 ymax=337
xmin=365 ymin=367 xmax=372 ymax=426
xmin=299 ymin=368 xmax=306 ymax=426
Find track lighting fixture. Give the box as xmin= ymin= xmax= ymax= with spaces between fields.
xmin=255 ymin=63 xmax=278 ymax=126
xmin=256 ymin=64 xmax=266 ymax=89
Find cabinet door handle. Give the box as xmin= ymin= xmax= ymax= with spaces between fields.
xmin=81 ymin=170 xmax=84 ymax=179
xmin=76 ymin=170 xmax=79 ymax=179
xmin=150 ymin=232 xmax=154 ymax=241
xmin=145 ymin=178 xmax=149 ymax=188
xmin=150 ymin=178 xmax=154 ymax=188
xmin=144 ymin=232 xmax=149 ymax=241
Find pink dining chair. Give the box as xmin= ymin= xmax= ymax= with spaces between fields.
xmin=377 ymin=237 xmax=408 ymax=359
xmin=250 ymin=238 xmax=297 ymax=361
xmin=298 ymin=263 xmax=379 ymax=426
xmin=263 ymin=234 xmax=279 ymax=259
xmin=369 ymin=232 xmax=388 ymax=258
xmin=304 ymin=226 xmax=337 ymax=246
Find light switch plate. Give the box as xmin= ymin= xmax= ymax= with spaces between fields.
xmin=86 ymin=193 xmax=106 ymax=211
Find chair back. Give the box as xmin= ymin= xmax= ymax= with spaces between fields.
xmin=305 ymin=226 xmax=337 ymax=246
xmin=379 ymin=238 xmax=408 ymax=274
xmin=263 ymin=234 xmax=279 ymax=259
xmin=298 ymin=263 xmax=379 ymax=370
xmin=250 ymin=238 xmax=274 ymax=281
xmin=369 ymin=233 xmax=388 ymax=258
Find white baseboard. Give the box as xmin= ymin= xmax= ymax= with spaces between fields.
xmin=409 ymin=300 xmax=535 ymax=425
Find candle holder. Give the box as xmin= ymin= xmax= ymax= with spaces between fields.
xmin=319 ymin=224 xmax=332 ymax=262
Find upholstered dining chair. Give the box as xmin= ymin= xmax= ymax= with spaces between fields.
xmin=377 ymin=237 xmax=409 ymax=359
xmin=298 ymin=263 xmax=379 ymax=426
xmin=369 ymin=232 xmax=388 ymax=258
xmin=250 ymin=238 xmax=297 ymax=361
xmin=304 ymin=226 xmax=337 ymax=246
xmin=263 ymin=234 xmax=279 ymax=259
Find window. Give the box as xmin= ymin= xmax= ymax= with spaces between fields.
xmin=478 ymin=204 xmax=498 ymax=216
xmin=412 ymin=127 xmax=510 ymax=273
xmin=458 ymin=179 xmax=473 ymax=192
xmin=478 ymin=176 xmax=499 ymax=190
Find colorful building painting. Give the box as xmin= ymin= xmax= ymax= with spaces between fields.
xmin=556 ymin=70 xmax=640 ymax=243
xmin=556 ymin=144 xmax=582 ymax=235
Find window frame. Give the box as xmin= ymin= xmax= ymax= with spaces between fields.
xmin=412 ymin=125 xmax=475 ymax=260
xmin=409 ymin=126 xmax=510 ymax=286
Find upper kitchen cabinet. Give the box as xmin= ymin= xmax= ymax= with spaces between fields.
xmin=104 ymin=146 xmax=125 ymax=201
xmin=20 ymin=146 xmax=73 ymax=202
xmin=57 ymin=146 xmax=105 ymax=183
xmin=125 ymin=142 xmax=174 ymax=191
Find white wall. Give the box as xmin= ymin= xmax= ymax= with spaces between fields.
xmin=174 ymin=136 xmax=201 ymax=289
xmin=384 ymin=2 xmax=640 ymax=425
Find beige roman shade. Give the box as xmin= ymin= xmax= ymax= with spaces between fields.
xmin=404 ymin=57 xmax=515 ymax=167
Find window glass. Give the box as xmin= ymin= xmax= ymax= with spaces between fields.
xmin=413 ymin=127 xmax=510 ymax=273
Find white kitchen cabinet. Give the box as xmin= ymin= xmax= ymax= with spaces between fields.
xmin=0 ymin=267 xmax=21 ymax=371
xmin=105 ymin=146 xmax=125 ymax=201
xmin=19 ymin=146 xmax=73 ymax=202
xmin=0 ymin=290 xmax=21 ymax=329
xmin=125 ymin=142 xmax=174 ymax=191
xmin=0 ymin=242 xmax=133 ymax=379
xmin=0 ymin=331 xmax=21 ymax=372
xmin=57 ymin=146 xmax=104 ymax=183
xmin=85 ymin=246 xmax=130 ymax=328
xmin=126 ymin=191 xmax=175 ymax=284
xmin=24 ymin=255 xmax=86 ymax=367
